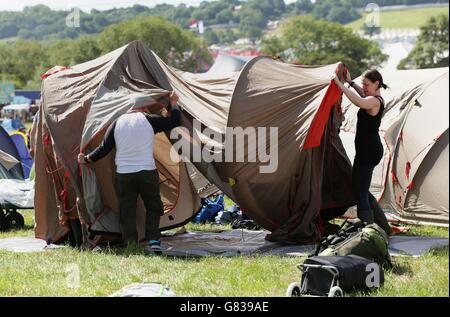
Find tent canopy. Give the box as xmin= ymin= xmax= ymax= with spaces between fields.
xmin=34 ymin=41 xmax=354 ymax=245
xmin=0 ymin=126 xmax=24 ymax=179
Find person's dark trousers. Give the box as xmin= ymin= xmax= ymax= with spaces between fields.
xmin=369 ymin=193 xmax=392 ymax=235
xmin=352 ymin=159 xmax=392 ymax=234
xmin=115 ymin=170 xmax=164 ymax=244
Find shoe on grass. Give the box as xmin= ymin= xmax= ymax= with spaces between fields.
xmin=147 ymin=239 xmax=162 ymax=255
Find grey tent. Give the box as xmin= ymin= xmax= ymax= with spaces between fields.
xmin=33 ymin=41 xmax=355 ymax=245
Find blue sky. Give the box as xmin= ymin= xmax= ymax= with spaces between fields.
xmin=2 ymin=0 xmax=297 ymax=12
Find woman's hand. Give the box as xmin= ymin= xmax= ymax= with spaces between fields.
xmin=331 ymin=73 xmax=343 ymax=87
xmin=78 ymin=153 xmax=87 ymax=164
xmin=345 ymin=69 xmax=352 ymax=84
xmin=169 ymin=91 xmax=179 ymax=106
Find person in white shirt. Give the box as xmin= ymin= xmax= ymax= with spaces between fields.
xmin=78 ymin=92 xmax=181 ymax=253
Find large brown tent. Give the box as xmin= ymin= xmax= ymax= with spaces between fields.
xmin=340 ymin=67 xmax=449 ymax=226
xmin=33 ymin=41 xmax=355 ymax=246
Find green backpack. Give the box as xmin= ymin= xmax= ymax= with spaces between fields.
xmin=316 ymin=222 xmax=391 ymax=267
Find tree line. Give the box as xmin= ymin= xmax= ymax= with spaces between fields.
xmin=1 ymin=0 xmax=447 ymax=42
xmin=0 ymin=17 xmax=211 ymax=89
xmin=0 ymin=5 xmax=447 ymax=90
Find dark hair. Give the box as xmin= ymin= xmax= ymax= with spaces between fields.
xmin=363 ymin=69 xmax=388 ymax=89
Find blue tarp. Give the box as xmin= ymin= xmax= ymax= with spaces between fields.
xmin=1 ymin=118 xmax=25 ymax=133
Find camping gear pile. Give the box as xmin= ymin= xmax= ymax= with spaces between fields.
xmin=192 ymin=194 xmax=225 ymax=224
xmin=287 ymin=221 xmax=389 ymax=297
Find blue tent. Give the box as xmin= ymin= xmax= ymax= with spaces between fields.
xmin=0 ymin=126 xmax=24 ymax=179
xmin=11 ymin=96 xmax=31 ymax=105
xmin=1 ymin=118 xmax=25 ymax=133
xmin=9 ymin=132 xmax=33 ymax=179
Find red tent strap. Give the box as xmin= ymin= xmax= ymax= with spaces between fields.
xmin=398 ymin=130 xmax=404 ymax=142
xmin=43 ymin=133 xmax=50 ymax=145
xmin=59 ymin=189 xmax=68 ymax=211
xmin=41 ymin=66 xmax=70 ymax=80
xmin=58 ymin=169 xmax=73 ymax=212
xmin=391 ymin=171 xmax=399 ymax=185
xmin=407 ymin=180 xmax=414 ymax=191
xmin=303 ymin=82 xmax=342 ymax=149
xmin=405 ymin=161 xmax=411 ymax=180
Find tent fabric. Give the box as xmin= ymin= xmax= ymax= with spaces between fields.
xmin=9 ymin=132 xmax=33 ymax=179
xmin=0 ymin=149 xmax=19 ymax=171
xmin=0 ymin=149 xmax=22 ymax=180
xmin=34 ymin=41 xmax=355 ymax=245
xmin=0 ymin=126 xmax=24 ymax=179
xmin=340 ymin=67 xmax=449 ymax=226
xmin=204 ymin=53 xmax=253 ymax=78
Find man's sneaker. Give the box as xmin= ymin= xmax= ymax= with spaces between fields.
xmin=147 ymin=240 xmax=162 ymax=255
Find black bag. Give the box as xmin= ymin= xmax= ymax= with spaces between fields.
xmin=300 ymin=255 xmax=384 ymax=296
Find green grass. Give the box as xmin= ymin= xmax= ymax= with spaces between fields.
xmin=346 ymin=6 xmax=449 ymax=30
xmin=0 ymin=209 xmax=448 ymax=296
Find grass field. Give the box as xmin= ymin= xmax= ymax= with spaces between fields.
xmin=346 ymin=6 xmax=449 ymax=30
xmin=0 ymin=209 xmax=448 ymax=297
xmin=0 ymin=37 xmax=18 ymax=44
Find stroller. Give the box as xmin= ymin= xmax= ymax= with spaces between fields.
xmin=287 ymin=254 xmax=384 ymax=297
xmin=0 ymin=179 xmax=33 ymax=231
xmin=0 ymin=203 xmax=25 ymax=230
xmin=286 ymin=258 xmax=344 ymax=297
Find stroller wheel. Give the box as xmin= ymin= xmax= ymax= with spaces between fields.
xmin=328 ymin=286 xmax=344 ymax=297
xmin=6 ymin=211 xmax=25 ymax=229
xmin=286 ymin=282 xmax=303 ymax=297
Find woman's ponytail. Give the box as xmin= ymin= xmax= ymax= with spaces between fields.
xmin=363 ymin=69 xmax=388 ymax=90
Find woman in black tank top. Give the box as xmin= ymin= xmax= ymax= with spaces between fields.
xmin=333 ymin=67 xmax=392 ymax=235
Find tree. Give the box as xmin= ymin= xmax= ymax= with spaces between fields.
xmin=312 ymin=0 xmax=361 ymax=24
xmin=247 ymin=0 xmax=286 ymax=20
xmin=216 ymin=29 xmax=239 ymax=44
xmin=290 ymin=0 xmax=313 ymax=15
xmin=204 ymin=29 xmax=220 ymax=45
xmin=98 ymin=16 xmax=212 ymax=72
xmin=398 ymin=14 xmax=449 ymax=69
xmin=0 ymin=40 xmax=47 ymax=88
xmin=261 ymin=16 xmax=387 ymax=75
xmin=239 ymin=7 xmax=267 ymax=39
